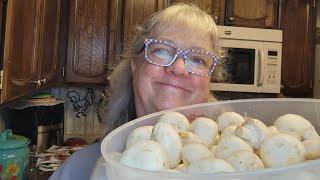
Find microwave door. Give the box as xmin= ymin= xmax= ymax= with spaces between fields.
xmin=225 ymin=48 xmax=255 ymax=85
xmin=211 ymin=39 xmax=263 ymax=93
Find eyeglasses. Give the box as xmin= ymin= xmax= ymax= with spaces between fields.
xmin=144 ymin=38 xmax=219 ymax=76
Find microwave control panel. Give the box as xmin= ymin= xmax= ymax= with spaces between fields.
xmin=265 ymin=50 xmax=281 ymax=84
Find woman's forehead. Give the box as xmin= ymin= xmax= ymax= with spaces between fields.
xmin=150 ymin=24 xmax=214 ymax=52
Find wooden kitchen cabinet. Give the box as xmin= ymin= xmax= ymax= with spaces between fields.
xmin=169 ymin=0 xmax=278 ymax=28
xmin=280 ymin=0 xmax=317 ymax=97
xmin=123 ymin=0 xmax=167 ymax=46
xmin=66 ymin=0 xmax=109 ymax=84
xmin=225 ymin=0 xmax=278 ymax=28
xmin=1 ymin=0 xmax=65 ymax=103
xmin=169 ymin=0 xmax=225 ymax=25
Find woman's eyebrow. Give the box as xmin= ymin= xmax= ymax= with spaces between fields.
xmin=190 ymin=46 xmax=212 ymax=52
xmin=157 ymin=37 xmax=174 ymax=43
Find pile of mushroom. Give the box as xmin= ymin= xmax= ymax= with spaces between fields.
xmin=116 ymin=111 xmax=320 ymax=173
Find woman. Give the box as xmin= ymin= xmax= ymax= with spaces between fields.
xmin=50 ymin=3 xmax=221 ymax=180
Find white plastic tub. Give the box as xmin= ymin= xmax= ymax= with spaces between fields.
xmin=101 ymin=98 xmax=320 ymax=180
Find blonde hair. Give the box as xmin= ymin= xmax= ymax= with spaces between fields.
xmin=98 ymin=3 xmax=222 ymax=131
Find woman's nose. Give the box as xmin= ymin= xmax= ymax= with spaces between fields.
xmin=165 ymin=56 xmax=189 ymax=77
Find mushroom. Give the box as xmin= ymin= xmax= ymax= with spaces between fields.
xmin=125 ymin=126 xmax=153 ymax=149
xmin=268 ymin=126 xmax=279 ymax=136
xmin=302 ymin=126 xmax=320 ymax=140
xmin=174 ymin=163 xmax=186 ymax=172
xmin=220 ymin=125 xmax=237 ymax=140
xmin=225 ymin=150 xmax=264 ymax=171
xmin=210 ymin=145 xmax=217 ymax=157
xmin=235 ymin=118 xmax=271 ymax=149
xmin=303 ymin=138 xmax=320 ymax=160
xmin=259 ymin=133 xmax=306 ymax=168
xmin=186 ymin=158 xmax=235 ymax=173
xmin=190 ymin=117 xmax=219 ymax=148
xmin=152 ymin=122 xmax=182 ymax=168
xmin=119 ymin=140 xmax=169 ymax=170
xmin=179 ymin=131 xmax=205 ymax=146
xmin=217 ymin=112 xmax=245 ymax=132
xmin=181 ymin=143 xmax=212 ymax=165
xmin=158 ymin=111 xmax=190 ymax=132
xmin=274 ymin=114 xmax=316 ymax=141
xmin=215 ymin=136 xmax=253 ymax=160
xmin=213 ymin=134 xmax=220 ymax=145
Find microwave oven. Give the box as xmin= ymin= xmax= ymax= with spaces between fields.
xmin=211 ymin=26 xmax=282 ymax=93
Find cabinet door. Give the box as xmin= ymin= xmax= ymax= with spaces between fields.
xmin=225 ymin=0 xmax=278 ymax=28
xmin=169 ymin=0 xmax=225 ymax=25
xmin=38 ymin=0 xmax=63 ymax=88
xmin=1 ymin=0 xmax=38 ymax=103
xmin=66 ymin=0 xmax=109 ymax=83
xmin=280 ymin=0 xmax=316 ymax=97
xmin=123 ymin=0 xmax=167 ymax=46
xmin=107 ymin=0 xmax=123 ymax=74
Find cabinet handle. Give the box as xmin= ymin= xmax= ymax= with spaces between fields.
xmin=228 ymin=17 xmax=234 ymax=22
xmin=31 ymin=80 xmax=41 ymax=86
xmin=224 ymin=30 xmax=232 ymax=35
xmin=214 ymin=16 xmax=219 ymax=22
xmin=40 ymin=78 xmax=47 ymax=84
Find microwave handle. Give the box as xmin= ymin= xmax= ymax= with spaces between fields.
xmin=257 ymin=49 xmax=264 ymax=87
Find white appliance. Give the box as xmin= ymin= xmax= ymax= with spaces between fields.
xmin=211 ymin=26 xmax=282 ymax=93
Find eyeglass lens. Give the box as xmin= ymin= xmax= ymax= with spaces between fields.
xmin=146 ymin=40 xmax=215 ymax=75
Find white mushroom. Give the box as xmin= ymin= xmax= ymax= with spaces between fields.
xmin=174 ymin=163 xmax=186 ymax=172
xmin=125 ymin=126 xmax=153 ymax=149
xmin=181 ymin=143 xmax=212 ymax=165
xmin=220 ymin=125 xmax=237 ymax=140
xmin=190 ymin=117 xmax=219 ymax=148
xmin=186 ymin=158 xmax=235 ymax=173
xmin=274 ymin=114 xmax=315 ymax=141
xmin=217 ymin=112 xmax=245 ymax=132
xmin=302 ymin=126 xmax=320 ymax=140
xmin=235 ymin=118 xmax=271 ymax=149
xmin=119 ymin=140 xmax=169 ymax=170
xmin=259 ymin=133 xmax=306 ymax=168
xmin=268 ymin=126 xmax=279 ymax=136
xmin=210 ymin=145 xmax=217 ymax=157
xmin=303 ymin=138 xmax=320 ymax=160
xmin=285 ymin=132 xmax=303 ymax=141
xmin=179 ymin=131 xmax=204 ymax=146
xmin=225 ymin=150 xmax=264 ymax=171
xmin=152 ymin=122 xmax=182 ymax=168
xmin=213 ymin=134 xmax=220 ymax=145
xmin=215 ymin=136 xmax=253 ymax=160
xmin=158 ymin=111 xmax=190 ymax=132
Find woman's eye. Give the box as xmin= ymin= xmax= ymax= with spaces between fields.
xmin=152 ymin=48 xmax=172 ymax=59
xmin=192 ymin=57 xmax=207 ymax=66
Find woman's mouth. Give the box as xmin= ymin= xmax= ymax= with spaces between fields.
xmin=156 ymin=82 xmax=190 ymax=92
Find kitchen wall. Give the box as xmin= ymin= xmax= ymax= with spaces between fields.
xmin=314 ymin=3 xmax=320 ymax=98
xmin=51 ymin=87 xmax=106 ymax=143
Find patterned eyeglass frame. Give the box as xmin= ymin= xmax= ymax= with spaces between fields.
xmin=144 ymin=38 xmax=219 ymax=76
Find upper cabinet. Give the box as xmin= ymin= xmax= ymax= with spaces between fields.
xmin=123 ymin=0 xmax=167 ymax=46
xmin=1 ymin=0 xmax=65 ymax=103
xmin=170 ymin=0 xmax=225 ymax=25
xmin=280 ymin=0 xmax=317 ymax=97
xmin=66 ymin=0 xmax=109 ymax=84
xmin=170 ymin=0 xmax=278 ymax=28
xmin=225 ymin=0 xmax=278 ymax=28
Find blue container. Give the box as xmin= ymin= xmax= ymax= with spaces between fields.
xmin=0 ymin=129 xmax=30 ymax=180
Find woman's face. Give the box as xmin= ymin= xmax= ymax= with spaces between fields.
xmin=131 ymin=27 xmax=213 ymax=117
